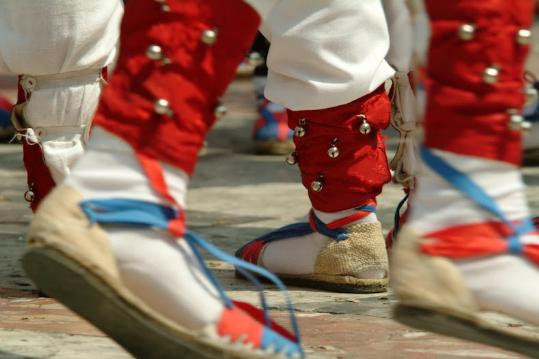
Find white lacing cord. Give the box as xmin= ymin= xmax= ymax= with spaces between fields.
xmin=389 ymin=71 xmax=419 ymax=188
xmin=9 ymin=104 xmax=88 ymax=148
xmin=20 ymin=68 xmax=104 ymax=94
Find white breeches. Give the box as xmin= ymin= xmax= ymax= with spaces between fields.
xmin=0 ymin=0 xmax=123 ymax=182
xmin=246 ymin=0 xmax=397 ymax=110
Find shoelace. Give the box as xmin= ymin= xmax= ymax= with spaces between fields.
xmin=236 ymin=204 xmax=377 ymax=266
xmin=388 ymin=194 xmax=409 ymax=245
xmin=80 ymin=198 xmax=302 ymax=355
xmin=420 ymin=146 xmax=538 ymax=260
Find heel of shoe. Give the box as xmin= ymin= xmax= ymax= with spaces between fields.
xmin=314 ymin=221 xmax=388 ymax=279
xmin=391 ymin=225 xmax=478 ymax=313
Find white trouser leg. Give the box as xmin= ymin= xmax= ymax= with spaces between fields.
xmin=260 ymin=0 xmax=395 ymax=111
xmin=0 ymin=0 xmax=123 ymax=182
xmin=248 ymin=1 xmax=392 ymax=276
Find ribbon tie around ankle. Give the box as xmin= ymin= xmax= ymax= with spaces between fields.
xmin=420 ymin=146 xmax=539 ymax=265
xmin=80 ymin=153 xmax=303 ymax=355
xmin=236 ymin=203 xmax=376 ymax=264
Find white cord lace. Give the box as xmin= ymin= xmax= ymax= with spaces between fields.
xmin=389 ymin=71 xmax=419 ymax=188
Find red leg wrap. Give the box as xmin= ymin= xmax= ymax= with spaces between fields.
xmin=13 ymin=77 xmax=55 ymax=211
xmin=22 ymin=142 xmax=55 ymax=212
xmin=424 ymin=0 xmax=533 ymax=165
xmin=287 ymin=86 xmax=391 ymax=212
xmin=93 ymin=0 xmax=260 ymax=175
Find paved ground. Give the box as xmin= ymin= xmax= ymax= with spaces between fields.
xmin=0 ymin=77 xmax=538 ymax=358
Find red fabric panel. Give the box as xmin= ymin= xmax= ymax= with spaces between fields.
xmin=217 ymin=305 xmax=263 ymax=348
xmin=94 ymin=0 xmax=260 ymax=175
xmin=0 ymin=97 xmax=11 ymax=111
xmin=134 ymin=152 xmax=186 ymax=237
xmin=287 ymin=86 xmax=391 ymax=212
xmin=233 ymin=301 xmax=297 ymax=342
xmin=421 ymin=220 xmax=539 ymax=265
xmin=237 ymin=239 xmax=266 ymax=265
xmin=22 ymin=142 xmax=55 ymax=212
xmin=424 ymin=0 xmax=533 ymax=165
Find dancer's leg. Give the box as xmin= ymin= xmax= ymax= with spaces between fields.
xmin=392 ymin=1 xmax=539 ymax=356
xmin=23 ymin=1 xmax=302 ymax=357
xmin=0 ymin=1 xmax=123 ymax=210
xmin=236 ymin=0 xmax=395 ymax=293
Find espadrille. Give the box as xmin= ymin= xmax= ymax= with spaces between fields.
xmin=391 ymin=147 xmax=539 ymax=358
xmin=392 ymin=226 xmax=539 ymax=359
xmin=236 ymin=208 xmax=388 ymax=293
xmin=253 ymin=98 xmax=294 ymax=155
xmin=23 ymin=185 xmax=304 ymax=359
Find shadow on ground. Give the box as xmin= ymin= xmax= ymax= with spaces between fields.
xmin=0 ymin=350 xmax=39 ymax=359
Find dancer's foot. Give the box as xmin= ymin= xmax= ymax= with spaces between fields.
xmin=237 ymin=205 xmax=388 ymax=293
xmin=392 ymin=148 xmax=539 ymax=358
xmin=24 ymin=129 xmax=303 ymax=359
xmin=0 ymin=96 xmax=14 ymax=141
xmin=252 ymin=76 xmax=294 ymax=155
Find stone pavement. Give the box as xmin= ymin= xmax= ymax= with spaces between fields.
xmin=0 ymin=78 xmax=538 ymax=359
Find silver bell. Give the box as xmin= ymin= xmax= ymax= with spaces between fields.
xmin=327 ymin=138 xmax=340 ymax=158
xmin=286 ymin=152 xmax=297 ymax=165
xmin=201 ymin=29 xmax=218 ymax=45
xmin=154 ymin=98 xmax=173 ymax=116
xmin=146 ymin=44 xmax=163 ymax=61
xmin=328 ymin=145 xmax=340 ymax=159
xmin=458 ymin=23 xmax=476 ymax=41
xmin=247 ymin=52 xmax=264 ymax=67
xmin=483 ymin=66 xmax=500 ymax=85
xmin=294 ymin=118 xmax=307 ymax=138
xmin=521 ymin=121 xmax=532 ymax=132
xmin=154 ymin=0 xmax=170 ymax=12
xmin=294 ymin=127 xmax=306 ymax=137
xmin=24 ymin=189 xmax=35 ymax=203
xmin=214 ymin=104 xmax=227 ymax=118
xmin=311 ymin=176 xmax=324 ymax=192
xmin=357 ymin=115 xmax=371 ymax=135
xmin=516 ymin=29 xmax=532 ymax=46
xmin=507 ymin=110 xmax=531 ymax=132
xmin=525 ymin=85 xmax=538 ymax=106
xmin=508 ymin=113 xmax=524 ymax=131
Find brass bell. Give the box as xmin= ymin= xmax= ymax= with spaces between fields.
xmin=483 ymin=66 xmax=500 ymax=85
xmin=458 ymin=23 xmax=476 ymax=41
xmin=516 ymin=29 xmax=532 ymax=46
xmin=154 ymin=98 xmax=173 ymax=116
xmin=294 ymin=118 xmax=307 ymax=138
xmin=327 ymin=138 xmax=340 ymax=158
xmin=311 ymin=175 xmax=324 ymax=192
xmin=201 ymin=29 xmax=218 ymax=45
xmin=146 ymin=45 xmax=163 ymax=61
xmin=357 ymin=114 xmax=371 ymax=135
xmin=24 ymin=189 xmax=35 ymax=203
xmin=286 ymin=152 xmax=297 ymax=165
xmin=214 ymin=103 xmax=228 ymax=118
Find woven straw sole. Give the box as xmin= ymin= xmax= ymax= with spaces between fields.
xmin=394 ymin=303 xmax=539 ymax=359
xmin=23 ymin=245 xmax=276 ymax=359
xmin=235 ymin=270 xmax=388 ymax=294
xmin=392 ymin=226 xmax=539 ymax=359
